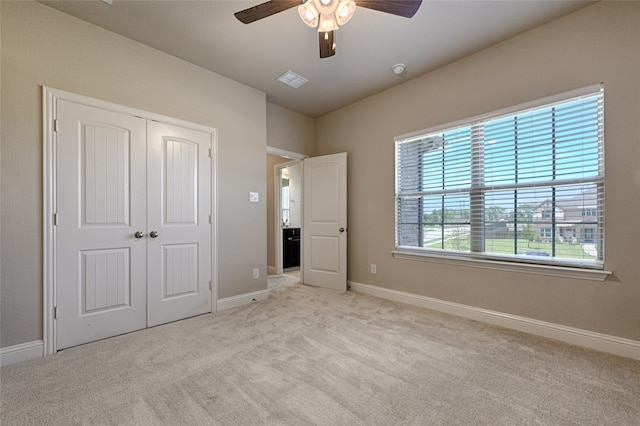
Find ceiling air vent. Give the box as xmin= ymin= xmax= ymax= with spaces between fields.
xmin=277 ymin=71 xmax=309 ymax=89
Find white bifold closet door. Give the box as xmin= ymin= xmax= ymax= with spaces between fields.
xmin=146 ymin=121 xmax=211 ymax=328
xmin=55 ymin=100 xmax=211 ymax=350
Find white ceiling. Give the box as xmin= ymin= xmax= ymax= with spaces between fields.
xmin=39 ymin=0 xmax=594 ymax=118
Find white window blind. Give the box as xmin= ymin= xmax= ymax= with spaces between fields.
xmin=395 ymin=85 xmax=604 ymax=269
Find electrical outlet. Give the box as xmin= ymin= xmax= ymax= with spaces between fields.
xmin=370 ymin=264 xmax=377 ymax=274
xmin=252 ymin=268 xmax=260 ymax=279
xmin=249 ymin=192 xmax=259 ymax=203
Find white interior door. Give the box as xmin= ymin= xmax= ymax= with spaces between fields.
xmin=56 ymin=100 xmax=147 ymax=350
xmin=146 ymin=121 xmax=212 ymax=327
xmin=55 ymin=98 xmax=213 ymax=349
xmin=303 ymin=152 xmax=347 ymax=290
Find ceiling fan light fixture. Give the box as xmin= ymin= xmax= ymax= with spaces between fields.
xmin=318 ymin=13 xmax=339 ymax=32
xmin=298 ymin=1 xmax=319 ymax=27
xmin=235 ymin=0 xmax=423 ymax=59
xmin=299 ymin=0 xmax=355 ymax=32
xmin=313 ymin=0 xmax=337 ymax=15
xmin=335 ymin=1 xmax=356 ymax=26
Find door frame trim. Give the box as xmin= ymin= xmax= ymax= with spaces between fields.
xmin=43 ymin=87 xmax=218 ymax=355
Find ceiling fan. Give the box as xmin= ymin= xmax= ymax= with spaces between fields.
xmin=235 ymin=0 xmax=423 ymax=58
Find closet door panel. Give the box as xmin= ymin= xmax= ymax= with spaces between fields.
xmin=55 ymin=100 xmax=147 ymax=350
xmin=146 ymin=121 xmax=212 ymax=327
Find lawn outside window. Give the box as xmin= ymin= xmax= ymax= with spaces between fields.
xmin=394 ymin=84 xmax=605 ymax=273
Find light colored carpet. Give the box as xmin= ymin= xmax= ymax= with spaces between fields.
xmin=2 ymin=274 xmax=639 ymax=425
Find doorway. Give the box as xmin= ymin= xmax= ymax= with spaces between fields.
xmin=266 ymin=148 xmax=348 ymax=292
xmin=266 ymin=148 xmax=306 ymax=277
xmin=279 ymin=162 xmax=302 ymax=273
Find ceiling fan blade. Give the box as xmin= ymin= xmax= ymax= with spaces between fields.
xmin=235 ymin=0 xmax=302 ymax=24
xmin=356 ymin=0 xmax=422 ymax=18
xmin=319 ymin=31 xmax=336 ymax=58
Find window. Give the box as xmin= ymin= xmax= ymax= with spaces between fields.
xmin=281 ymin=182 xmax=290 ymax=225
xmin=582 ymin=228 xmax=595 ymax=242
xmin=395 ymin=85 xmax=604 ymax=269
xmin=540 ymin=228 xmax=553 ymax=239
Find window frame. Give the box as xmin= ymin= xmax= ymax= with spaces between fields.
xmin=393 ymin=84 xmax=610 ymax=281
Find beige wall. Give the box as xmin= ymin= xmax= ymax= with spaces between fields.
xmin=267 ymin=103 xmax=315 ymax=155
xmin=0 ymin=1 xmax=268 ymax=347
xmin=315 ymin=1 xmax=640 ymax=341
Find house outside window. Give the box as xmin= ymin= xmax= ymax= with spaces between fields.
xmin=395 ymin=85 xmax=604 ymax=269
xmin=582 ymin=228 xmax=595 ymax=243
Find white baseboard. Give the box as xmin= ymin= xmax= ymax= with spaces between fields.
xmin=0 ymin=340 xmax=44 ymax=367
xmin=267 ymin=265 xmax=277 ymax=276
xmin=217 ymin=289 xmax=269 ymax=311
xmin=2 ymin=291 xmax=270 ymax=366
xmin=349 ymin=281 xmax=640 ymax=361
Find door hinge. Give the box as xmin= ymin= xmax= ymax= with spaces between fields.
xmin=53 ymin=213 xmax=58 ymax=226
xmin=208 ymin=148 xmax=212 ymax=158
xmin=54 ymin=119 xmax=59 ymax=132
xmin=54 ymin=306 xmax=59 ymax=319
xmin=209 ymin=280 xmax=212 ymax=291
xmin=208 ymin=214 xmax=212 ymax=224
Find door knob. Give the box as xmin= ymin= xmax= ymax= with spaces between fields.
xmin=339 ymin=227 xmax=345 ymax=233
xmin=149 ymin=230 xmax=159 ymax=238
xmin=134 ymin=231 xmax=145 ymax=239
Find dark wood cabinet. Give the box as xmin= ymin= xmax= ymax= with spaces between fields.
xmin=283 ymin=228 xmax=300 ymax=269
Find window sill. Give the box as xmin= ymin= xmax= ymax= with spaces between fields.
xmin=391 ymin=250 xmax=611 ymax=282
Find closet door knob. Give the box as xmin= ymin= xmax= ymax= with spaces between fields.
xmin=149 ymin=230 xmax=159 ymax=238
xmin=134 ymin=231 xmax=145 ymax=239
